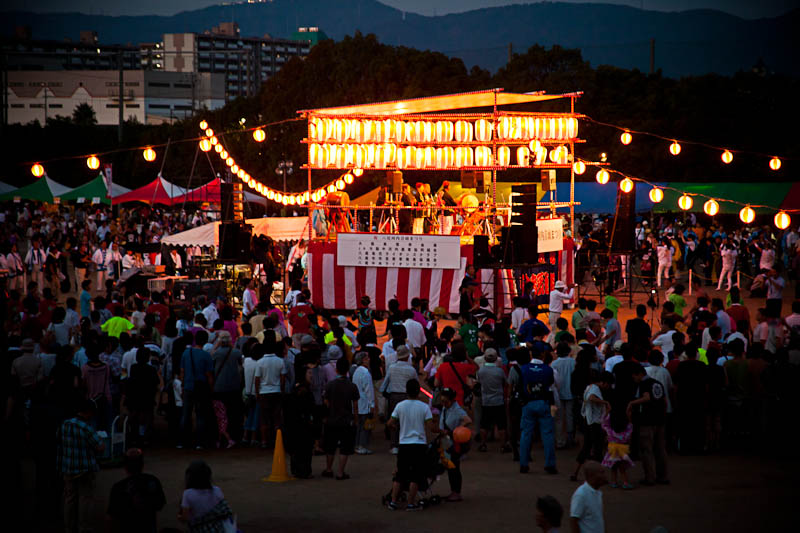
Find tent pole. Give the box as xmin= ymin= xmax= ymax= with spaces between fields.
xmin=154 ymin=138 xmax=171 ymax=205
xmin=182 ymin=143 xmax=200 ymax=213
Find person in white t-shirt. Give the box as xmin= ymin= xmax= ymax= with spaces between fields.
xmin=387 ymin=379 xmax=433 ymax=511
xmin=548 ymin=280 xmax=575 ymax=331
xmin=656 ymin=239 xmax=673 ymax=287
xmin=570 ymin=461 xmax=607 ymax=533
xmin=511 ymin=297 xmax=529 ymax=332
xmin=717 ymin=239 xmax=738 ymax=291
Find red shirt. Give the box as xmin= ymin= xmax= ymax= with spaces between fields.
xmin=39 ymin=298 xmax=57 ymax=327
xmin=726 ymin=304 xmax=750 ymax=330
xmin=436 ymin=361 xmax=478 ymax=406
xmin=146 ymin=303 xmax=170 ymax=334
xmin=287 ymin=304 xmax=313 ymax=335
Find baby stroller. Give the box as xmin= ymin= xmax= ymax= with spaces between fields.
xmin=382 ymin=435 xmax=448 ymax=509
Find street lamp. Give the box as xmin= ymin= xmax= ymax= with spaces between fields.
xmin=275 ymin=159 xmax=294 ymax=198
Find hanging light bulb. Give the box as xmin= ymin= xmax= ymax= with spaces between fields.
xmin=205 ymin=128 xmax=214 ymax=137
xmin=143 ymin=147 xmax=156 ymax=162
xmin=669 ymin=141 xmax=681 ymax=156
xmin=199 ymin=139 xmax=212 ymax=152
xmin=769 ymin=157 xmax=781 ymax=171
xmin=678 ymin=194 xmax=693 ymax=211
xmin=620 ymin=131 xmax=632 ymax=145
xmin=253 ymin=129 xmax=266 ymax=142
xmin=572 ymin=161 xmax=586 ymax=175
xmin=703 ymin=199 xmax=719 ymax=216
xmin=774 ymin=211 xmax=791 ymax=230
xmin=86 ymin=155 xmax=100 ymax=170
xmin=31 ymin=163 xmax=45 ymax=177
xmin=199 ymin=120 xmax=208 ymax=130
xmin=649 ymin=187 xmax=664 ymax=203
xmin=721 ymin=150 xmax=733 ymax=164
xmin=353 ymin=168 xmax=364 ymax=177
xmin=619 ymin=177 xmax=634 ymax=193
xmin=595 ymin=169 xmax=610 ymax=185
xmin=739 ymin=205 xmax=755 ymax=224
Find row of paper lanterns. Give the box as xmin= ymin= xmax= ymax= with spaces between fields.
xmin=308 ymin=141 xmax=569 ymax=169
xmin=586 ymin=162 xmax=792 ymax=229
xmin=309 ymin=116 xmax=579 ymax=144
xmin=30 ymin=147 xmax=157 ymax=177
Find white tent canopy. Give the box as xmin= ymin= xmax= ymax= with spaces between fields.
xmin=161 ymin=217 xmax=312 ymax=247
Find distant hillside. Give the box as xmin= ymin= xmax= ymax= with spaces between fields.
xmin=2 ymin=0 xmax=798 ymax=77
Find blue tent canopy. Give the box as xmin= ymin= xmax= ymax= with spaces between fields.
xmin=551 ymin=181 xmax=664 ymax=214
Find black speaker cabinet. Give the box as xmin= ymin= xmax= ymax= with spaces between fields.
xmin=386 ymin=171 xmax=403 ymax=194
xmin=610 ymin=183 xmax=636 ymax=253
xmin=221 ymin=182 xmax=234 ymax=221
xmin=219 ymin=223 xmax=252 ymax=262
xmin=473 ymin=235 xmax=491 ymax=267
xmin=496 ymin=225 xmax=538 ymax=266
xmin=460 ymin=170 xmax=476 ymax=189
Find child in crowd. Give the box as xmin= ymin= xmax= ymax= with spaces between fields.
xmin=601 ymin=409 xmax=635 ymax=489
xmin=572 ymin=370 xmax=613 ymax=482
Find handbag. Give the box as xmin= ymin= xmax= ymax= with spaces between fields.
xmin=448 ymin=362 xmax=473 ymax=408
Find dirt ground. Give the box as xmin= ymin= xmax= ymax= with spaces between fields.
xmin=19 ymin=280 xmax=798 ymax=532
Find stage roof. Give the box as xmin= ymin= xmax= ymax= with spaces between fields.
xmin=303 ymin=89 xmax=579 ymax=117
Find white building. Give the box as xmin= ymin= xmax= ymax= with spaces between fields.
xmin=7 ymin=70 xmax=225 ymax=126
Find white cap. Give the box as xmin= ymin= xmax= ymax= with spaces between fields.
xmin=555 ymin=280 xmax=567 ymax=289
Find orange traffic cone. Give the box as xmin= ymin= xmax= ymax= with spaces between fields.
xmin=263 ymin=429 xmax=293 ymax=483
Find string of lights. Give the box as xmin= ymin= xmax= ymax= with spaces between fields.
xmin=583 ymin=116 xmax=789 ymax=170
xmin=198 ymin=121 xmax=362 ymax=206
xmin=573 ymin=159 xmax=794 ymax=229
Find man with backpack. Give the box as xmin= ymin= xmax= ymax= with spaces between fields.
xmin=518 ymin=350 xmax=557 ymax=474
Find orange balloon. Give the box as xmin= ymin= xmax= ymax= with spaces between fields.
xmin=453 ymin=426 xmax=471 ymax=444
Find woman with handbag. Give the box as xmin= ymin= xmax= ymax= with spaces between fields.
xmin=210 ymin=331 xmax=242 ymax=449
xmin=436 ymin=388 xmax=472 ymax=502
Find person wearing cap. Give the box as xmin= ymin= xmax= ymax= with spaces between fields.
xmin=548 ymin=280 xmax=575 ymax=333
xmin=477 ymin=348 xmax=510 ymax=453
xmin=107 ymin=448 xmax=167 ymax=533
xmin=437 ymin=181 xmax=457 ymax=235
xmin=379 ymin=345 xmax=418 ymax=454
xmin=352 ymin=351 xmax=377 ymax=454
xmin=56 ymin=399 xmax=105 ymax=533
xmin=604 ymin=341 xmax=625 ymax=372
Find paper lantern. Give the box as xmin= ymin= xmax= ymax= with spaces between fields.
xmin=414 ymin=147 xmax=426 ymax=169
xmin=382 ymin=143 xmax=397 ymax=165
xmin=335 ymin=145 xmax=348 ymax=168
xmin=435 ymin=147 xmax=453 ymax=169
xmin=142 ymin=147 xmax=156 ymax=162
xmin=205 ymin=128 xmax=214 ymax=137
xmin=739 ymin=205 xmax=755 ymax=224
xmin=649 ymin=187 xmax=664 ymax=203
xmin=475 ymin=119 xmax=493 ymax=142
xmin=392 ymin=121 xmax=406 ymax=144
xmin=497 ymin=116 xmax=522 ymax=140
xmin=454 ymin=121 xmax=473 ymax=142
xmin=31 ymin=163 xmax=44 ymax=177
xmin=86 ymin=155 xmax=100 ymax=170
xmin=517 ymin=146 xmax=531 ymax=167
xmin=378 ymin=119 xmax=395 ymax=142
xmin=199 ymin=120 xmax=208 ymax=130
xmin=678 ymin=194 xmax=693 ymax=211
xmin=620 ymin=132 xmax=632 ymax=145
xmin=669 ymin=141 xmax=681 ymax=156
xmin=572 ymin=160 xmax=585 ymax=175
xmin=353 ymin=168 xmax=364 ymax=177
xmin=721 ymin=150 xmax=733 ymax=164
xmin=549 ymin=145 xmax=568 ymax=164
xmin=529 ymin=139 xmax=540 ymax=152
xmin=435 ymin=121 xmax=454 ymax=143
xmin=455 ymin=146 xmax=473 ymax=168
xmin=703 ymin=199 xmax=719 ymax=216
xmin=396 ymin=146 xmax=411 ymax=169
xmin=225 ymin=157 xmax=234 ymax=167
xmin=336 ymin=178 xmax=346 ymax=190
xmin=567 ymin=117 xmax=579 ymax=139
xmin=237 ymin=169 xmax=246 ymax=179
xmin=619 ymin=177 xmax=634 ymax=193
xmin=220 ymin=150 xmax=228 ymax=160
xmin=253 ymin=128 xmax=266 ymax=142
xmin=344 ymin=173 xmax=354 ymax=184
xmin=304 ymin=191 xmax=310 ymax=202
xmin=497 ymin=146 xmax=511 ymax=166
xmin=199 ymin=139 xmax=212 ymax=152
xmin=774 ymin=211 xmax=791 ymax=230
xmin=596 ymin=169 xmax=610 ymax=185
xmin=210 ymin=136 xmax=218 ymax=146
xmin=231 ymin=164 xmax=239 ymax=174
xmin=365 ymin=144 xmax=376 ymax=167
xmin=475 ymin=146 xmax=492 ymax=167
xmin=769 ymin=157 xmax=781 ymax=171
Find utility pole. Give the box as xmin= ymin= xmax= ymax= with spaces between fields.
xmin=118 ymin=50 xmax=124 ymax=143
xmin=42 ymin=82 xmax=48 ymax=124
xmin=649 ymin=38 xmax=655 ymax=74
xmin=508 ymin=42 xmax=513 ymax=65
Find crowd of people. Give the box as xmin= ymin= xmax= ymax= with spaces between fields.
xmin=3 ymin=201 xmax=800 ymax=532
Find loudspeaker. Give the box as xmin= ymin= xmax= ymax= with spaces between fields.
xmin=495 ymin=225 xmax=538 ymax=266
xmin=473 ymin=235 xmax=491 ymax=267
xmin=221 ymin=182 xmax=234 ymax=221
xmin=476 ymin=171 xmax=490 ymax=193
xmin=386 ymin=171 xmax=403 ymax=194
xmin=219 ymin=222 xmax=252 ymax=262
xmin=460 ymin=170 xmax=476 ymax=189
xmin=610 ymin=182 xmax=636 ymax=252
